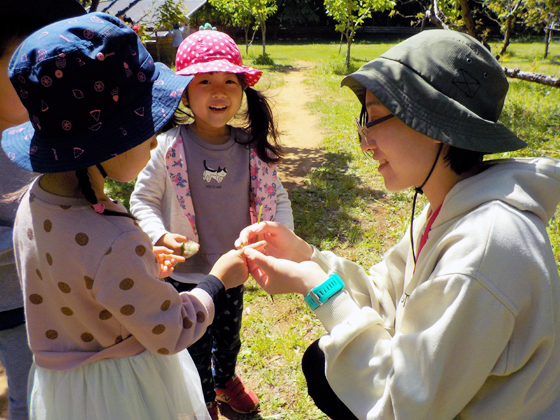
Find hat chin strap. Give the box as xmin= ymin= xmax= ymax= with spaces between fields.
xmin=96 ymin=163 xmax=107 ymax=178
xmin=410 ymin=142 xmax=444 ymax=265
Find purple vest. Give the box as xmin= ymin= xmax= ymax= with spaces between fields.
xmin=164 ymin=136 xmax=278 ymax=242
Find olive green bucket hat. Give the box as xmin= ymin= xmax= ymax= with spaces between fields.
xmin=341 ymin=29 xmax=526 ymax=153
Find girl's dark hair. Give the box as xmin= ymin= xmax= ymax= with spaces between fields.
xmin=238 ymin=85 xmax=282 ymax=163
xmin=359 ymin=106 xmax=483 ymax=175
xmin=75 ymin=168 xmax=135 ymax=219
xmin=165 ymin=74 xmax=282 ymax=164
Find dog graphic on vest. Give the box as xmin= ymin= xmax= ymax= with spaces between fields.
xmin=202 ymin=160 xmax=228 ymax=183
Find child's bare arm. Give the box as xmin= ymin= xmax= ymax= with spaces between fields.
xmin=210 ymin=242 xmax=266 ymax=289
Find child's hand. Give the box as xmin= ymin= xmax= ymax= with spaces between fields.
xmin=242 ymin=247 xmax=327 ymax=296
xmin=156 ymin=233 xmax=199 ymax=258
xmin=154 ymin=246 xmax=185 ymax=278
xmin=210 ymin=242 xmax=266 ymax=289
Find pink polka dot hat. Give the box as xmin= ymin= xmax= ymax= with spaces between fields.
xmin=175 ymin=30 xmax=262 ymax=86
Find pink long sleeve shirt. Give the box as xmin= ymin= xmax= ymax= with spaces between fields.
xmin=14 ymin=178 xmax=216 ymax=370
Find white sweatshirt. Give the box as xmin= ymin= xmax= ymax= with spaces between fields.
xmin=311 ymin=158 xmax=560 ymax=420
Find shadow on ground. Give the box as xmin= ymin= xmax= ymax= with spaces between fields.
xmin=279 ymin=146 xmax=326 ymax=193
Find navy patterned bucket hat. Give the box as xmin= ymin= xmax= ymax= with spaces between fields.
xmin=1 ymin=12 xmax=193 ymax=173
xmin=341 ymin=30 xmax=526 ymax=153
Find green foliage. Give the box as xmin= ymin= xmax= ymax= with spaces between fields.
xmin=276 ymin=0 xmax=322 ymax=25
xmin=188 ymin=1 xmax=232 ymax=28
xmin=209 ymin=0 xmax=278 ymax=55
xmin=104 ymin=179 xmax=135 ymax=210
xmin=133 ymin=23 xmax=151 ymax=44
xmin=480 ymin=0 xmax=525 ymax=32
xmin=523 ymin=0 xmax=560 ymax=30
xmin=325 ymin=0 xmax=395 ymax=34
xmin=208 ymin=0 xmax=255 ymax=29
xmin=253 ymin=52 xmax=275 ymax=65
xmin=324 ymin=0 xmax=395 ymax=69
xmin=154 ymin=0 xmax=188 ymax=29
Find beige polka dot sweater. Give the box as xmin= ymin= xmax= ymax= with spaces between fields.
xmin=13 ymin=178 xmax=220 ymax=370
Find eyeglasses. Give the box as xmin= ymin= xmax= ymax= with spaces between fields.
xmin=354 ymin=114 xmax=395 ymax=146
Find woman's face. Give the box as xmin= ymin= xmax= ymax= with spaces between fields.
xmin=0 ymin=39 xmax=29 ymax=132
xmin=361 ymin=90 xmax=442 ymax=192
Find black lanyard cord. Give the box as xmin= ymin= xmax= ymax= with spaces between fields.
xmin=410 ymin=143 xmax=444 ymax=265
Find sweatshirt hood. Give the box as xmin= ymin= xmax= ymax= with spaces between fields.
xmin=439 ymin=157 xmax=560 ymax=226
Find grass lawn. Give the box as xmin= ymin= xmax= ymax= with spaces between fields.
xmin=231 ymin=37 xmax=560 ymax=419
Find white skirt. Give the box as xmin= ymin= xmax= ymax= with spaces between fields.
xmin=28 ymin=349 xmax=210 ymax=420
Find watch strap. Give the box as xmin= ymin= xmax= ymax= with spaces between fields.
xmin=304 ymin=273 xmax=345 ymax=310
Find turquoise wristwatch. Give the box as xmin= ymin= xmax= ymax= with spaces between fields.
xmin=304 ymin=273 xmax=345 ymax=310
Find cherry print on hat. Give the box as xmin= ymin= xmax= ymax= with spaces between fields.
xmin=1 ymin=12 xmax=193 ymax=173
xmin=175 ymin=30 xmax=262 ymax=86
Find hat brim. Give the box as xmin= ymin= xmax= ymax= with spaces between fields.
xmin=176 ymin=59 xmax=262 ymax=86
xmin=2 ymin=64 xmax=192 ymax=173
xmin=341 ymin=58 xmax=526 ymax=154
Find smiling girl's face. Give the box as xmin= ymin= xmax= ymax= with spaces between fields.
xmin=183 ymin=72 xmax=243 ymax=142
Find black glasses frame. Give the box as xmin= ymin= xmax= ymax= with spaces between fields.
xmin=355 ymin=114 xmax=395 ymax=145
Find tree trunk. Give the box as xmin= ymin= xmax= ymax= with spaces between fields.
xmin=245 ymin=26 xmax=250 ymax=55
xmin=497 ymin=15 xmax=514 ymax=59
xmin=345 ymin=0 xmax=353 ymax=69
xmin=90 ymin=0 xmax=100 ymax=11
xmin=503 ymin=67 xmax=560 ymax=87
xmin=458 ymin=0 xmax=478 ymax=40
xmin=261 ymin=17 xmax=266 ymax=56
xmin=346 ymin=32 xmax=352 ymax=70
xmin=544 ymin=27 xmax=550 ymax=59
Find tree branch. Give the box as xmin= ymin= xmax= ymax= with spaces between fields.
xmin=426 ymin=0 xmax=450 ymax=30
xmin=503 ymin=67 xmax=560 ymax=87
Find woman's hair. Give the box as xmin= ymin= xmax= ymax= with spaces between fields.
xmin=443 ymin=147 xmax=485 ymax=175
xmin=359 ymin=106 xmax=483 ymax=175
xmin=166 ymin=74 xmax=282 ymax=164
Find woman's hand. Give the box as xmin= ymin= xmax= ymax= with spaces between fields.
xmin=154 ymin=246 xmax=185 ymax=278
xmin=235 ymin=222 xmax=313 ymax=263
xmin=242 ymin=247 xmax=328 ymax=296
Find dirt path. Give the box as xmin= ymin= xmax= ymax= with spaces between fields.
xmin=269 ymin=62 xmax=326 ymax=193
xmin=0 ymin=64 xmax=325 ymax=420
